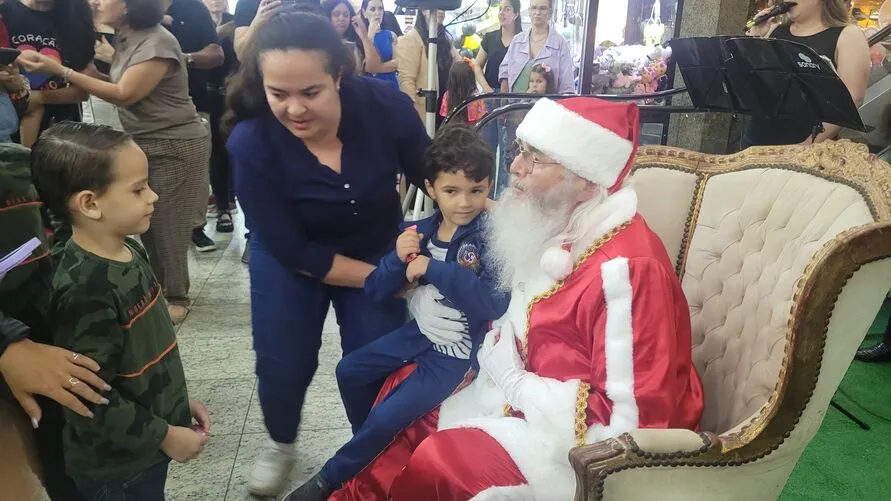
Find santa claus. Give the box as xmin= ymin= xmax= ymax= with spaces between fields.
xmin=325 ymin=97 xmax=705 ymax=501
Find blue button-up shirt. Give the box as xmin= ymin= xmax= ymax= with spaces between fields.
xmin=227 ymin=76 xmax=430 ymax=279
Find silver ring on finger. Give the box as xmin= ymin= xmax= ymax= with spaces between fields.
xmin=72 ymin=352 xmax=79 ymax=361
xmin=68 ymin=377 xmax=81 ymax=388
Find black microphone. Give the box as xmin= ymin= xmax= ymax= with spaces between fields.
xmin=748 ymin=2 xmax=797 ymax=28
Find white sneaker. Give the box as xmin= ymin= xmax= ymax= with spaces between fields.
xmin=247 ymin=442 xmax=296 ymax=497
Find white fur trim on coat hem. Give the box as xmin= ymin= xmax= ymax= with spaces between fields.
xmin=470 ymin=484 xmax=536 ymax=501
xmin=586 ymin=257 xmax=639 ymax=443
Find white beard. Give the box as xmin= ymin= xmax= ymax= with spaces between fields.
xmin=486 ymin=185 xmax=575 ymax=291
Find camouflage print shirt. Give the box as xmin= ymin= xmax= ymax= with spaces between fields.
xmin=50 ymin=238 xmax=190 ymax=481
xmin=0 ymin=143 xmax=53 ymax=343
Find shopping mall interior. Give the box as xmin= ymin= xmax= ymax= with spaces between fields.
xmin=3 ymin=0 xmax=891 ymax=499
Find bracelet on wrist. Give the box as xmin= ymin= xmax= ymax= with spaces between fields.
xmin=62 ymin=67 xmax=73 ymax=83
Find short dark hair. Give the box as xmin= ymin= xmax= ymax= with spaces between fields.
xmin=423 ymin=125 xmax=493 ymax=183
xmin=31 ymin=122 xmax=134 ymax=224
xmin=123 ymin=0 xmax=164 ymax=29
xmin=224 ymin=11 xmax=354 ymax=133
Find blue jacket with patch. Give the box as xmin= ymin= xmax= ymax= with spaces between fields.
xmin=365 ymin=211 xmax=509 ymax=348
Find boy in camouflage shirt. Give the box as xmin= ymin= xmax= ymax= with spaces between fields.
xmin=32 ymin=122 xmax=209 ymax=500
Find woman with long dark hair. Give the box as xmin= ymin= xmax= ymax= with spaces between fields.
xmin=224 ymin=11 xmax=461 ymax=497
xmin=321 ymin=0 xmax=365 ymax=72
xmin=351 ymin=0 xmax=399 ymax=88
xmin=744 ymin=0 xmax=868 ymax=147
xmin=475 ymin=0 xmax=521 ymax=90
xmin=396 ymin=9 xmax=458 ymax=124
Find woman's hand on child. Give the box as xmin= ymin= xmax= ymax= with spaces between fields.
xmin=0 ymin=339 xmax=110 ymax=427
xmin=189 ymin=399 xmax=211 ymax=434
xmin=405 ymin=255 xmax=430 ymax=282
xmin=396 ymin=227 xmax=423 ymax=262
xmin=161 ymin=424 xmax=209 ymax=463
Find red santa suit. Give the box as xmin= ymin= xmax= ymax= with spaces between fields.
xmin=330 ymin=98 xmax=705 ymax=501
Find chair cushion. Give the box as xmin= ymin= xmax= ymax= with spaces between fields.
xmin=632 ymin=168 xmax=699 ymax=272
xmin=681 ymin=168 xmax=874 ymax=434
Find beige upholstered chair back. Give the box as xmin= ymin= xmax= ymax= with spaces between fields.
xmin=631 ymin=142 xmax=891 ymax=437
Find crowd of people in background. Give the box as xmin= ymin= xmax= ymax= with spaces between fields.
xmin=0 ymin=0 xmax=580 ymax=498
xmin=0 ymin=0 xmax=878 ymax=500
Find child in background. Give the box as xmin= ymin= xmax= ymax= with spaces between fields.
xmin=283 ymin=125 xmax=509 ymax=501
xmin=0 ymin=67 xmax=28 ymax=142
xmin=440 ymin=58 xmax=492 ymax=124
xmin=527 ymin=63 xmax=556 ymax=94
xmin=32 ymin=122 xmax=209 ymax=500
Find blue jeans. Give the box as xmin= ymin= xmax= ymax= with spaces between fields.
xmin=72 ymin=460 xmax=169 ymax=501
xmin=321 ymin=323 xmax=471 ymax=487
xmin=249 ymin=236 xmax=406 ymax=443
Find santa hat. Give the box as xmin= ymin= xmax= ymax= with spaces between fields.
xmin=516 ymin=97 xmax=640 ymax=194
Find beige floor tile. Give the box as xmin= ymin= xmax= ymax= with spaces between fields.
xmin=178 ymin=335 xmax=255 ymax=381
xmin=166 ymin=434 xmax=240 ymax=501
xmin=185 ymin=378 xmax=255 ymax=436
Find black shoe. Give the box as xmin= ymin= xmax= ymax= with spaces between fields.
xmin=216 ymin=212 xmax=234 ymax=233
xmin=855 ymin=316 xmax=891 ymax=363
xmin=281 ymin=473 xmax=333 ymax=501
xmin=192 ymin=228 xmax=217 ymax=252
xmin=855 ymin=341 xmax=891 ymax=362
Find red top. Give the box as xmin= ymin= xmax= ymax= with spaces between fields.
xmin=440 ymin=91 xmax=488 ymax=123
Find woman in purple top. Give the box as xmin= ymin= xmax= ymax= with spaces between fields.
xmin=498 ymin=0 xmax=574 ymax=94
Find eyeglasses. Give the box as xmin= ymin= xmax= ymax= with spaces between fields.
xmin=510 ymin=140 xmax=560 ymax=169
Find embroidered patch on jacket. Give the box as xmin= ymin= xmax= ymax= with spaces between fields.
xmin=457 ymin=241 xmax=481 ymax=273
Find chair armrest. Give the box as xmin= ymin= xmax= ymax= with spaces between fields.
xmin=569 ymin=429 xmax=721 ymax=501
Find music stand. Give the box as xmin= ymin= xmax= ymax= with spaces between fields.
xmin=668 ymin=36 xmax=867 ymax=142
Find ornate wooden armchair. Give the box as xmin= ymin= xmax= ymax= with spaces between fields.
xmin=570 ymin=141 xmax=891 ymax=501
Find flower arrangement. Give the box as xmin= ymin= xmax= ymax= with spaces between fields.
xmin=592 ymin=44 xmax=672 ymax=102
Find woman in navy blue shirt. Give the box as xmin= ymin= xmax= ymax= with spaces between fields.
xmin=225 ymin=11 xmax=433 ymax=496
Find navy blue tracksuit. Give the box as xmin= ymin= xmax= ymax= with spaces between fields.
xmin=320 ymin=213 xmax=509 ymax=487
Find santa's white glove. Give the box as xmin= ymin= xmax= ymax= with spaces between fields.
xmin=478 ymin=321 xmax=528 ymax=409
xmin=409 ymin=285 xmax=467 ymax=345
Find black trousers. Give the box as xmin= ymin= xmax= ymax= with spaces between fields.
xmin=206 ymin=90 xmax=232 ymax=212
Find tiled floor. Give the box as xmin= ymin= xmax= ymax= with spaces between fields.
xmin=166 ymin=213 xmax=349 ymax=500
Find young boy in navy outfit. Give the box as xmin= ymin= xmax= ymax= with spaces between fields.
xmin=284 ymin=126 xmax=509 ymax=500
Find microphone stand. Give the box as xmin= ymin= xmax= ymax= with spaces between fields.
xmin=404 ymin=9 xmax=439 ymax=220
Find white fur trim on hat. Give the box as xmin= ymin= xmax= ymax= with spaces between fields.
xmin=516 ymin=99 xmax=633 ymax=187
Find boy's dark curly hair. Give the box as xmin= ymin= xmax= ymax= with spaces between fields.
xmin=423 ymin=125 xmax=494 ymax=183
